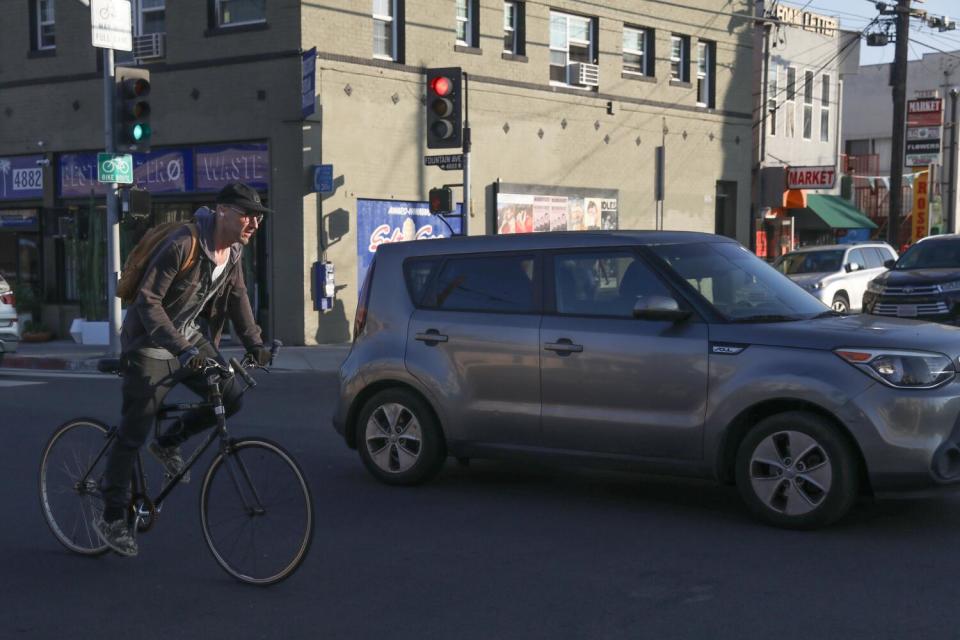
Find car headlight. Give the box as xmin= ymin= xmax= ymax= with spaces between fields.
xmin=835 ymin=349 xmax=956 ymax=388
xmin=940 ymin=280 xmax=960 ymax=293
xmin=866 ymin=281 xmax=884 ymax=294
xmin=808 ymin=281 xmax=825 ymax=291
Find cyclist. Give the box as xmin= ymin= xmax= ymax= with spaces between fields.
xmin=95 ymin=182 xmax=273 ymax=557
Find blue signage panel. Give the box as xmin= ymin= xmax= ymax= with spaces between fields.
xmin=60 ymin=148 xmax=194 ymax=197
xmin=195 ymin=144 xmax=270 ymax=192
xmin=302 ymin=47 xmax=317 ymax=118
xmin=356 ymin=198 xmax=462 ymax=287
xmin=0 ymin=155 xmax=45 ymax=201
xmin=313 ymin=164 xmax=333 ymax=193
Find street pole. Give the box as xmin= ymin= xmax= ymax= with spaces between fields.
xmin=102 ymin=48 xmax=121 ymax=356
xmin=949 ymin=88 xmax=959 ymax=234
xmin=887 ymin=0 xmax=911 ymax=249
xmin=462 ymin=71 xmax=471 ymax=236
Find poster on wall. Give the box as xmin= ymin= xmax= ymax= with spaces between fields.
xmin=496 ymin=183 xmax=618 ymax=234
xmin=356 ymin=199 xmax=463 ymax=286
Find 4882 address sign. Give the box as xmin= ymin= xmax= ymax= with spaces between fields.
xmin=12 ymin=167 xmax=43 ymax=191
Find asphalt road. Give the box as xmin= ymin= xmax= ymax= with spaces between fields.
xmin=3 ymin=369 xmax=959 ymax=640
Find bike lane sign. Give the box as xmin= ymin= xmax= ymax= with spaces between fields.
xmin=97 ymin=153 xmax=134 ymax=184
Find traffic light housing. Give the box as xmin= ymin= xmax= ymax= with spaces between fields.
xmin=429 ymin=187 xmax=453 ymax=214
xmin=115 ymin=66 xmax=152 ymax=153
xmin=425 ymin=68 xmax=462 ymax=149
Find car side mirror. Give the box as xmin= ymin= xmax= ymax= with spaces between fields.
xmin=883 ymin=259 xmax=896 ymax=269
xmin=845 ymin=262 xmax=861 ymax=273
xmin=633 ymin=296 xmax=692 ymax=322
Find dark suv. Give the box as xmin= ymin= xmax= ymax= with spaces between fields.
xmin=863 ymin=234 xmax=960 ymax=323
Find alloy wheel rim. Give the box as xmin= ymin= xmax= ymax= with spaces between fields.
xmin=365 ymin=403 xmax=422 ymax=473
xmin=749 ymin=430 xmax=833 ymax=516
xmin=832 ymin=300 xmax=847 ymax=312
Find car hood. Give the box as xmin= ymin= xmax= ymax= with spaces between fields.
xmin=710 ymin=313 xmax=960 ymax=359
xmin=873 ymin=268 xmax=960 ymax=287
xmin=786 ymin=272 xmax=831 ymax=287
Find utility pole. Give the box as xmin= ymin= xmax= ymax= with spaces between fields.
xmin=887 ymin=0 xmax=911 ymax=249
xmin=102 ymin=48 xmax=122 ymax=356
xmin=949 ymin=88 xmax=959 ymax=234
xmin=462 ymin=72 xmax=471 ymax=236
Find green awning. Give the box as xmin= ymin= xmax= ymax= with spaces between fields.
xmin=792 ymin=194 xmax=878 ymax=231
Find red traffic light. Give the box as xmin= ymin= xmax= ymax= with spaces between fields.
xmin=430 ymin=76 xmax=452 ymax=97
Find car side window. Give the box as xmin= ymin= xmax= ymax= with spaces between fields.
xmin=424 ymin=254 xmax=536 ymax=313
xmin=404 ymin=258 xmax=440 ymax=306
xmin=883 ymin=248 xmax=897 ymax=262
xmin=862 ymin=248 xmax=883 ymax=269
xmin=847 ymin=249 xmax=866 ymax=269
xmin=553 ymin=251 xmax=670 ymax=318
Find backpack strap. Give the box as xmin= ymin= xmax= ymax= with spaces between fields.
xmin=179 ymin=223 xmax=200 ymax=275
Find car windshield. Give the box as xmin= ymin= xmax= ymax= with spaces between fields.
xmin=774 ymin=250 xmax=844 ymax=275
xmin=650 ymin=242 xmax=828 ymax=321
xmin=895 ymin=240 xmax=960 ymax=270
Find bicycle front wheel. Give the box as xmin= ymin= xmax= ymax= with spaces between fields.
xmin=200 ymin=438 xmax=314 ymax=585
xmin=38 ymin=418 xmax=112 ymax=556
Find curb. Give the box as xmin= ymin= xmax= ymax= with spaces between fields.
xmin=0 ymin=355 xmax=102 ymax=371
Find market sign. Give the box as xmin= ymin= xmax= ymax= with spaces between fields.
xmin=786 ymin=165 xmax=836 ymax=190
xmin=906 ymin=98 xmax=943 ymax=167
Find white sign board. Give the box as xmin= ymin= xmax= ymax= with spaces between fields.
xmin=787 ymin=165 xmax=837 ymax=190
xmin=91 ymin=0 xmax=132 ymax=52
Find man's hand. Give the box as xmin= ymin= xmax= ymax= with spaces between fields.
xmin=247 ymin=345 xmax=273 ymax=367
xmin=177 ymin=347 xmax=205 ymax=371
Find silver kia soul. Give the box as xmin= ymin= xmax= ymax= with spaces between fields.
xmin=333 ymin=231 xmax=960 ymax=528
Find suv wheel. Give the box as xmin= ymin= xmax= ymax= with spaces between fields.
xmin=735 ymin=412 xmax=858 ymax=529
xmin=356 ymin=389 xmax=446 ymax=485
xmin=831 ymin=293 xmax=849 ymax=313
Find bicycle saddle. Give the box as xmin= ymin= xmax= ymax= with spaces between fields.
xmin=97 ymin=358 xmax=122 ymax=374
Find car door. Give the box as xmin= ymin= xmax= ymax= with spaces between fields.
xmin=405 ymin=252 xmax=543 ymax=447
xmin=539 ymin=248 xmax=709 ymax=460
xmin=844 ymin=248 xmax=875 ymax=311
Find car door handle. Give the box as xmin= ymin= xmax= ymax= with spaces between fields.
xmin=544 ymin=339 xmax=583 ymax=354
xmin=415 ymin=330 xmax=448 ymax=344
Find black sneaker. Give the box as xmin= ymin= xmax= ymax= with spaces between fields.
xmin=148 ymin=441 xmax=190 ymax=483
xmin=93 ymin=516 xmax=138 ymax=557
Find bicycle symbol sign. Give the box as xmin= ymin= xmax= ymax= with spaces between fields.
xmin=97 ymin=152 xmax=135 ymax=184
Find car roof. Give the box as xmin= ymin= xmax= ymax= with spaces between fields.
xmin=785 ymin=242 xmax=891 ymax=254
xmin=375 ymin=230 xmax=736 ymax=259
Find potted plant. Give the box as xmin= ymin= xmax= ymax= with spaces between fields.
xmin=21 ymin=319 xmax=53 ymax=342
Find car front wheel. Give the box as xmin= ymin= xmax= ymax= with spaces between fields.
xmin=735 ymin=411 xmax=859 ymax=529
xmin=831 ymin=293 xmax=849 ymax=313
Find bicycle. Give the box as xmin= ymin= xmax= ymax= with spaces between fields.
xmin=38 ymin=341 xmax=314 ymax=586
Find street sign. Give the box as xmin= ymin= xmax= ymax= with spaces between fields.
xmin=90 ymin=0 xmax=132 ymax=51
xmin=912 ymin=167 xmax=930 ymax=243
xmin=907 ymin=98 xmax=943 ymax=127
xmin=97 ymin=152 xmax=134 ymax=184
xmin=424 ymin=154 xmax=463 ymax=171
xmin=786 ymin=165 xmax=836 ymax=190
xmin=313 ymin=164 xmax=333 ymax=193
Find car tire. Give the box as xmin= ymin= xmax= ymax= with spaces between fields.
xmin=735 ymin=411 xmax=859 ymax=529
xmin=831 ymin=293 xmax=849 ymax=313
xmin=356 ymin=388 xmax=446 ymax=486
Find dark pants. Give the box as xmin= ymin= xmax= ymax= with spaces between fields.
xmin=100 ymin=341 xmax=243 ymax=521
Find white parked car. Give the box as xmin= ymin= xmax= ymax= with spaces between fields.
xmin=0 ymin=275 xmax=20 ymax=353
xmin=773 ymin=242 xmax=898 ymax=313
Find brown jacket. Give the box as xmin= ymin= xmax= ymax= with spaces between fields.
xmin=120 ymin=207 xmax=262 ymax=357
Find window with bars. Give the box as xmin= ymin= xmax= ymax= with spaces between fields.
xmin=34 ymin=0 xmax=55 ymax=50
xmin=803 ymin=70 xmax=813 ymax=140
xmin=820 ymin=74 xmax=831 ymax=143
xmin=768 ymin=64 xmax=778 ymax=136
xmin=670 ymin=34 xmax=690 ymax=82
xmin=549 ymin=11 xmax=596 ymax=85
xmin=623 ymin=26 xmax=653 ymax=76
xmin=697 ymin=40 xmax=715 ymax=107
xmin=373 ymin=0 xmax=397 ymax=60
xmin=213 ymin=0 xmax=266 ymax=28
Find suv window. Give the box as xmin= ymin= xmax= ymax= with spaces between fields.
xmin=861 ymin=247 xmax=884 ymax=269
xmin=424 ymin=254 xmax=536 ymax=313
xmin=847 ymin=249 xmax=866 ymax=269
xmin=553 ymin=250 xmax=671 ymax=317
xmin=897 ymin=240 xmax=960 ymax=269
xmin=776 ymin=249 xmax=844 ymax=274
xmin=404 ymin=258 xmax=440 ymax=305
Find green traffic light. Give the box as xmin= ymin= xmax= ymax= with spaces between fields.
xmin=132 ymin=124 xmax=144 ymax=141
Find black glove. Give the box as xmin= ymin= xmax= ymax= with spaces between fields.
xmin=177 ymin=347 xmax=204 ymax=371
xmin=247 ymin=345 xmax=273 ymax=367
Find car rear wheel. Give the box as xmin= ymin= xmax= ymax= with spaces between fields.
xmin=831 ymin=293 xmax=849 ymax=313
xmin=356 ymin=388 xmax=446 ymax=486
xmin=735 ymin=411 xmax=858 ymax=529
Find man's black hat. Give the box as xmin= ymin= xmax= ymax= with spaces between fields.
xmin=216 ymin=182 xmax=273 ymax=215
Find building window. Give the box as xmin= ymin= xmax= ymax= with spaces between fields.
xmin=670 ymin=34 xmax=690 ymax=82
xmin=456 ymin=0 xmax=479 ymax=47
xmin=137 ymin=0 xmax=166 ymax=34
xmin=785 ymin=67 xmax=797 ymax=138
xmin=373 ymin=0 xmax=398 ymax=60
xmin=549 ymin=11 xmax=596 ymax=86
xmin=623 ymin=25 xmax=653 ymax=76
xmin=820 ymin=74 xmax=831 ymax=143
xmin=697 ymin=40 xmax=715 ymax=107
xmin=767 ymin=64 xmax=778 ymax=136
xmin=32 ymin=0 xmax=56 ymax=50
xmin=503 ymin=2 xmax=526 ymax=55
xmin=214 ymin=0 xmax=266 ymax=28
xmin=803 ymin=70 xmax=814 ymax=140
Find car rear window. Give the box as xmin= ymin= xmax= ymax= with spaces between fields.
xmin=422 ymin=254 xmax=536 ymax=313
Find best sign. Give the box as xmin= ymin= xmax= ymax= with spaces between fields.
xmin=787 ymin=166 xmax=836 ymax=190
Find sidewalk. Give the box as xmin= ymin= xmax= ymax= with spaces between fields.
xmin=0 ymin=338 xmax=350 ymax=373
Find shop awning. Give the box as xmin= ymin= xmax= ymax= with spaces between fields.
xmin=791 ymin=194 xmax=877 ymax=231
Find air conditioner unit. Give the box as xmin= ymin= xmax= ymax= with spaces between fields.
xmin=133 ymin=32 xmax=166 ymax=61
xmin=570 ymin=62 xmax=600 ymax=87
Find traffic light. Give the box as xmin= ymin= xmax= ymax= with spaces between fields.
xmin=429 ymin=187 xmax=453 ymax=214
xmin=115 ymin=66 xmax=152 ymax=153
xmin=425 ymin=67 xmax=462 ymax=149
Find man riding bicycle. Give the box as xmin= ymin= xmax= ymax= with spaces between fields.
xmin=95 ymin=182 xmax=273 ymax=557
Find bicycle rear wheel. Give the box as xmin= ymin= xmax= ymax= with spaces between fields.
xmin=39 ymin=418 xmax=112 ymax=556
xmin=200 ymin=438 xmax=314 ymax=585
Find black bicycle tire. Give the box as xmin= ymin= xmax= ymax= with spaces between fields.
xmin=38 ymin=418 xmax=112 ymax=556
xmin=199 ymin=438 xmax=314 ymax=586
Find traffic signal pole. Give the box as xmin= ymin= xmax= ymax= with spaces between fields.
xmin=102 ymin=48 xmax=122 ymax=356
xmin=462 ymin=71 xmax=471 ymax=236
xmin=887 ymin=0 xmax=911 ymax=249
